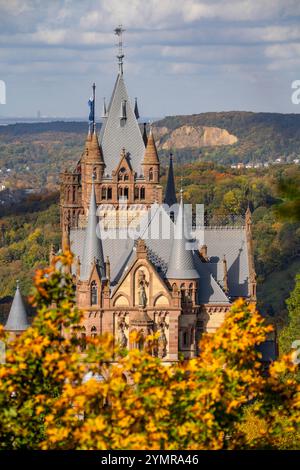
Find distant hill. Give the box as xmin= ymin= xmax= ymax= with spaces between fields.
xmin=154 ymin=111 xmax=300 ymax=165
xmin=1 ymin=112 xmax=300 ymax=189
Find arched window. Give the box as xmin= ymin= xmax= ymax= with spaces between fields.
xmin=188 ymin=283 xmax=193 ymax=301
xmin=118 ymin=167 xmax=128 ymax=181
xmin=140 ymin=187 xmax=145 ymax=200
xmin=91 ymin=326 xmax=97 ymax=338
xmin=101 ymin=186 xmax=107 ymax=200
xmin=72 ymin=187 xmax=76 ymax=203
xmin=80 ymin=327 xmax=86 ymax=352
xmin=180 ymin=283 xmax=186 ymax=306
xmin=134 ymin=187 xmax=139 ymax=200
xmin=149 ymin=168 xmax=153 ymax=181
xmin=119 ymin=187 xmax=123 ymax=198
xmin=107 ymin=187 xmax=112 ymax=200
xmin=91 ymin=281 xmax=98 ymax=306
xmin=124 ymin=187 xmax=129 ymax=199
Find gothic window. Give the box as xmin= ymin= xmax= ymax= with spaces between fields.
xmin=80 ymin=327 xmax=86 ymax=352
xmin=188 ymin=283 xmax=193 ymax=301
xmin=119 ymin=187 xmax=123 ymax=198
xmin=124 ymin=187 xmax=129 ymax=199
xmin=67 ymin=187 xmax=71 ymax=202
xmin=170 ymin=211 xmax=175 ymax=222
xmin=107 ymin=187 xmax=112 ymax=200
xmin=118 ymin=167 xmax=128 ymax=181
xmin=91 ymin=326 xmax=97 ymax=338
xmin=134 ymin=186 xmax=139 ymax=200
xmin=183 ymin=331 xmax=188 ymax=347
xmin=140 ymin=187 xmax=145 ymax=200
xmin=101 ymin=186 xmax=107 ymax=200
xmin=149 ymin=168 xmax=153 ymax=181
xmin=91 ymin=281 xmax=98 ymax=306
xmin=72 ymin=187 xmax=76 ymax=203
xmin=180 ymin=283 xmax=186 ymax=306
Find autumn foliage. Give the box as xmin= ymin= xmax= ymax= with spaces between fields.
xmin=0 ymin=253 xmax=299 ymax=450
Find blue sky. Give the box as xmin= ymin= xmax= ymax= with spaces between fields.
xmin=1 ymin=0 xmax=300 ymax=118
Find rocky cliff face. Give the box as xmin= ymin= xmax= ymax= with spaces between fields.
xmin=153 ymin=124 xmax=238 ymax=149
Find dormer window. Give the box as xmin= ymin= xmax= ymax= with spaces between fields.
xmin=118 ymin=167 xmax=129 ymax=181
xmin=91 ymin=281 xmax=98 ymax=306
xmin=120 ymin=100 xmax=127 ymax=120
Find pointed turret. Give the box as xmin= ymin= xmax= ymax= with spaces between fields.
xmin=166 ymin=190 xmax=199 ymax=280
xmin=164 ymin=153 xmax=177 ymax=207
xmin=80 ymin=177 xmax=105 ymax=280
xmin=5 ymin=282 xmax=29 ymax=333
xmin=142 ymin=128 xmax=160 ymax=184
xmin=143 ymin=128 xmax=159 ymax=165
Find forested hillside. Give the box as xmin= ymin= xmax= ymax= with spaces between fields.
xmin=0 ymin=161 xmax=299 ymax=332
xmin=156 ymin=112 xmax=300 ymax=165
xmin=1 ymin=112 xmax=300 ymax=190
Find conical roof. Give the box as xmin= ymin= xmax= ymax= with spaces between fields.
xmin=164 ymin=153 xmax=177 ymax=207
xmin=5 ymin=283 xmax=29 ymax=332
xmin=143 ymin=128 xmax=159 ymax=165
xmin=83 ymin=127 xmax=104 ymax=164
xmin=99 ymin=72 xmax=145 ymax=175
xmin=80 ymin=179 xmax=105 ymax=280
xmin=166 ymin=192 xmax=199 ymax=280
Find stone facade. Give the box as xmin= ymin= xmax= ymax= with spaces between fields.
xmin=59 ymin=63 xmax=256 ymax=363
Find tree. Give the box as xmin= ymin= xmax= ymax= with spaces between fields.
xmin=0 ymin=253 xmax=299 ymax=450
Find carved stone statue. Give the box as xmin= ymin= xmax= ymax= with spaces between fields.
xmin=157 ymin=314 xmax=168 ymax=358
xmin=117 ymin=315 xmax=127 ymax=348
xmin=138 ymin=282 xmax=147 ymax=308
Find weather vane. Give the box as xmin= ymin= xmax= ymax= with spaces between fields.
xmin=114 ymin=25 xmax=125 ymax=74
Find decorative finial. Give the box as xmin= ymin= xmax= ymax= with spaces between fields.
xmin=114 ymin=25 xmax=125 ymax=74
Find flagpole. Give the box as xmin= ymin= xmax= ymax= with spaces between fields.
xmin=92 ymin=82 xmax=96 ymax=132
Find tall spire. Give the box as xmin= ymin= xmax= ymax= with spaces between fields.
xmin=5 ymin=281 xmax=29 ymax=332
xmin=80 ymin=176 xmax=105 ymax=280
xmin=134 ymin=97 xmax=140 ymax=120
xmin=114 ymin=25 xmax=125 ymax=75
xmin=164 ymin=153 xmax=177 ymax=207
xmin=142 ymin=122 xmax=148 ymax=146
xmin=166 ymin=192 xmax=199 ymax=280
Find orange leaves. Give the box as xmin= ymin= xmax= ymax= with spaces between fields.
xmin=0 ymin=259 xmax=299 ymax=450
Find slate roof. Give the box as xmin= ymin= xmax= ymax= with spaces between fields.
xmin=193 ymin=227 xmax=249 ymax=298
xmin=80 ymin=180 xmax=105 ymax=280
xmin=99 ymin=71 xmax=145 ymax=176
xmin=166 ymin=193 xmax=200 ymax=280
xmin=70 ymin=202 xmax=247 ymax=304
xmin=5 ymin=283 xmax=29 ymax=332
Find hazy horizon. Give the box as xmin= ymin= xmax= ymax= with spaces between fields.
xmin=1 ymin=0 xmax=300 ymax=118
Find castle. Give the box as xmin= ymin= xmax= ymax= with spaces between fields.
xmin=5 ymin=34 xmax=257 ymax=363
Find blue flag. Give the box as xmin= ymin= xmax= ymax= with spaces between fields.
xmin=88 ymin=97 xmax=94 ymax=122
